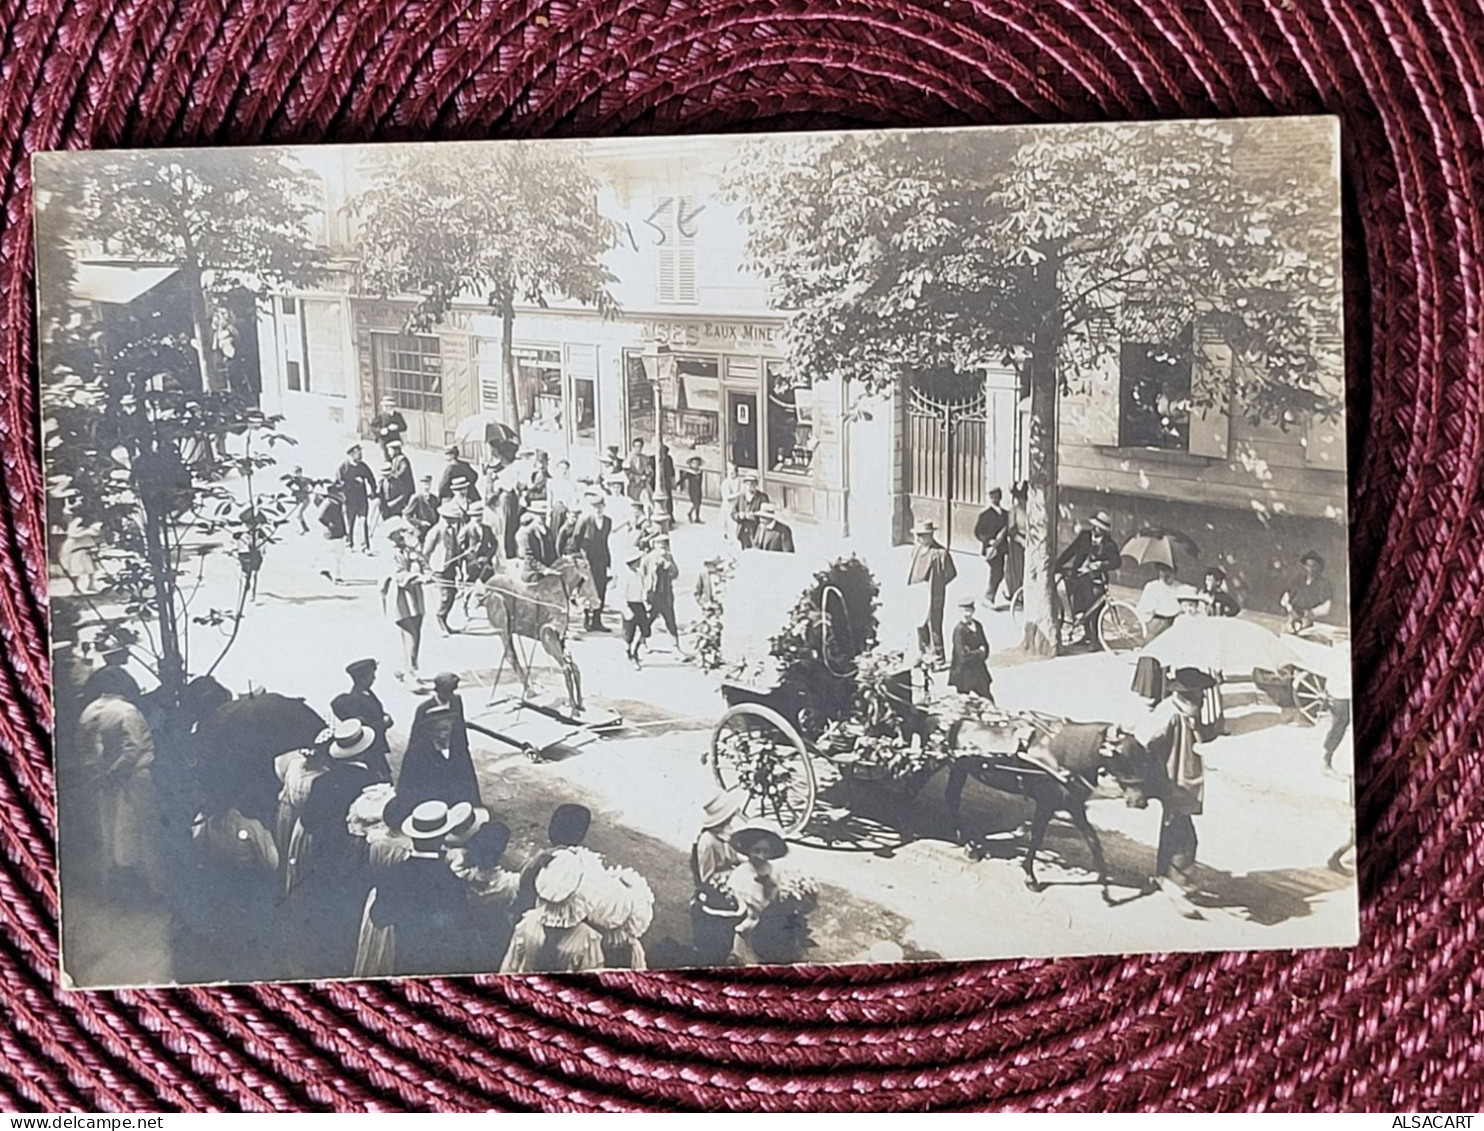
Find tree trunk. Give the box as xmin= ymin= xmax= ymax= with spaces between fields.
xmin=1019 ymin=248 xmax=1063 ymax=656
xmin=499 ymin=298 xmax=522 ymax=439
xmin=184 ymin=264 xmax=224 ymax=393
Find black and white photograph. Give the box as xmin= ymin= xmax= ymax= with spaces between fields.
xmin=35 ymin=118 xmax=1356 ymax=990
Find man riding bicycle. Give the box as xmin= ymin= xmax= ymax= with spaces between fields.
xmin=1054 ymin=510 xmax=1122 ymax=647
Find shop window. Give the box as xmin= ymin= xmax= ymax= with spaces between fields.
xmin=1118 ymin=331 xmax=1193 ymax=451
xmin=515 ymin=345 xmax=563 ymax=428
xmin=765 ymin=360 xmax=816 ymax=473
xmin=371 ymin=331 xmax=443 ymax=414
xmin=625 ymin=351 xmax=722 ymax=471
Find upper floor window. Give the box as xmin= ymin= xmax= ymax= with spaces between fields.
xmin=654 ymin=195 xmax=699 ymax=305
xmin=1118 ymin=327 xmax=1194 ymax=451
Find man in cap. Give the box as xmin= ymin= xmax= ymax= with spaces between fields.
xmin=405 ymin=474 xmax=441 ymax=538
xmin=369 ymin=395 xmax=408 ymax=459
xmin=336 ymin=444 xmax=378 ymax=553
xmin=438 ymin=445 xmax=481 ymax=505
xmin=754 ymin=502 xmax=795 ymax=554
xmin=1281 ymin=550 xmax=1334 ymax=634
xmin=562 ymin=490 xmax=613 ymax=632
xmin=330 ymin=659 xmax=394 ymax=782
xmin=379 ymin=440 xmax=415 ymax=520
xmin=425 ymin=498 xmax=471 ymax=635
xmin=515 ymin=499 xmax=557 ymax=584
xmin=730 ymin=471 xmax=770 ymax=549
xmin=949 ymin=596 xmax=994 ymax=700
xmin=974 ymin=487 xmax=1009 ymax=608
xmin=1131 ymin=667 xmax=1216 ymax=919
xmin=907 ymin=519 xmax=957 ymax=669
xmin=1055 ymin=510 xmax=1122 ymax=648
xmin=642 ymin=532 xmax=684 ymax=655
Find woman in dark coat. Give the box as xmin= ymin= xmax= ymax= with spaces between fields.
xmin=397 ymin=703 xmax=480 ymax=808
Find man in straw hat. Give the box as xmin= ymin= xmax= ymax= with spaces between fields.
xmin=1131 ymin=667 xmax=1215 ymax=919
xmin=730 ymin=470 xmax=769 ymax=549
xmin=424 ymin=497 xmax=470 ymax=636
xmin=754 ymin=501 xmax=795 ymax=554
xmin=501 ymin=850 xmax=605 ymax=973
xmin=908 ymin=518 xmax=957 ymax=669
xmin=1055 ymin=510 xmax=1122 ymax=648
xmin=438 ymin=444 xmax=481 ymax=505
xmin=369 ymin=395 xmax=408 ymax=459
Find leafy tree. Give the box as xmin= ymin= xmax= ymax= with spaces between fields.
xmin=723 ymin=121 xmax=1342 ymax=653
xmin=42 ymin=148 xmax=330 ymax=392
xmin=351 ymin=141 xmax=622 ymax=434
xmin=36 ymin=186 xmax=299 ymax=709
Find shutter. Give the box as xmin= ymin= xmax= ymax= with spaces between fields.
xmin=439 ymin=331 xmax=477 ymax=446
xmin=1189 ymin=325 xmax=1233 ymax=458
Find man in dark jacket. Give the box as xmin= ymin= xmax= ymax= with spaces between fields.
xmin=438 ymin=446 xmax=482 ymax=505
xmin=329 ymin=658 xmax=394 ymax=782
xmin=515 ymin=500 xmax=558 ymax=583
xmin=369 ymin=396 xmax=408 ymax=459
xmin=730 ymin=472 xmax=769 ymax=549
xmin=563 ymin=491 xmax=613 ymax=631
xmin=754 ymin=502 xmax=796 ymax=553
xmin=405 ymin=474 xmax=440 ymax=537
xmin=973 ymin=488 xmax=1009 ymax=607
xmin=397 ymin=705 xmax=481 ymax=809
xmin=948 ymin=597 xmax=994 ymax=700
xmin=1055 ymin=511 xmax=1122 ymax=647
xmin=337 ymin=444 xmax=378 ymax=552
xmin=379 ymin=440 xmax=415 ymax=520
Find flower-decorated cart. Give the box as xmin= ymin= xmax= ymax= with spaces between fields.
xmin=702 ymin=551 xmax=940 ymax=837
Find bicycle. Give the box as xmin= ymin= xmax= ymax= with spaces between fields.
xmin=1007 ymin=575 xmax=1144 ymax=652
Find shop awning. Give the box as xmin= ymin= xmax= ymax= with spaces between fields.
xmin=71 ymin=263 xmax=179 ymax=305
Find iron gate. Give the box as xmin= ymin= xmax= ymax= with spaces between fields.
xmin=904 ymin=384 xmax=989 ymax=552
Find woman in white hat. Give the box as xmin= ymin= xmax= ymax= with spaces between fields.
xmin=500 ymin=849 xmax=605 ymax=974
xmin=723 ymin=818 xmax=792 ymax=965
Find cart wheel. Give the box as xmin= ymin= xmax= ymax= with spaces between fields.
xmin=1291 ymin=669 xmax=1329 ymax=724
xmin=1098 ymin=600 xmax=1145 ymax=653
xmin=710 ymin=703 xmax=818 ymax=837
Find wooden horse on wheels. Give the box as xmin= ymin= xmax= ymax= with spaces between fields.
xmin=481 ymin=554 xmax=596 ymax=718
xmin=943 ymin=709 xmax=1163 ymax=903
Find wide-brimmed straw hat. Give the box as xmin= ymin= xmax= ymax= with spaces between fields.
xmin=701 ymin=789 xmax=747 ymax=830
xmin=319 ymin=717 xmax=375 ymax=759
xmin=401 ymin=799 xmax=475 ymax=841
xmin=757 ymin=502 xmax=778 ymax=520
xmin=729 ymin=818 xmax=789 ymax=860
xmin=1089 ymin=511 xmax=1112 ymax=533
xmin=913 ymin=519 xmax=937 ymax=535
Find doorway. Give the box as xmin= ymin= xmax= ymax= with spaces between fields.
xmin=728 ymin=391 xmax=759 ymax=472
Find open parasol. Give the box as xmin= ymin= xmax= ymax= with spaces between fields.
xmin=453 ymin=412 xmax=519 ymax=451
xmin=1140 ymin=615 xmax=1302 ymax=673
xmin=1121 ymin=527 xmax=1201 ymax=570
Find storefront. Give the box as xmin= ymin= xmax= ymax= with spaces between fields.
xmin=623 ymin=317 xmax=841 ymax=523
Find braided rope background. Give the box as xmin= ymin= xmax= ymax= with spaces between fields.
xmin=0 ymin=0 xmax=1480 ymax=1111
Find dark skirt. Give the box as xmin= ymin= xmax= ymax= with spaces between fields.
xmin=1132 ymin=656 xmax=1165 ymax=700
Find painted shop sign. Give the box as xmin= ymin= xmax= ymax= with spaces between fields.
xmin=640 ymin=319 xmax=784 ymax=353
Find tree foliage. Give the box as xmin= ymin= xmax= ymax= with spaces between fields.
xmin=350 ymin=141 xmax=622 ymax=429
xmin=40 ymin=148 xmax=330 ymax=390
xmin=723 ymin=121 xmax=1343 ymax=652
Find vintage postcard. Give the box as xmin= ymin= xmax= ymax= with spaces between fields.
xmin=35 ymin=117 xmax=1355 ymax=989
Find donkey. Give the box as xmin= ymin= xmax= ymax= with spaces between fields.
xmin=943 ymin=712 xmax=1162 ymax=902
xmin=481 ymin=554 xmax=595 ymax=717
